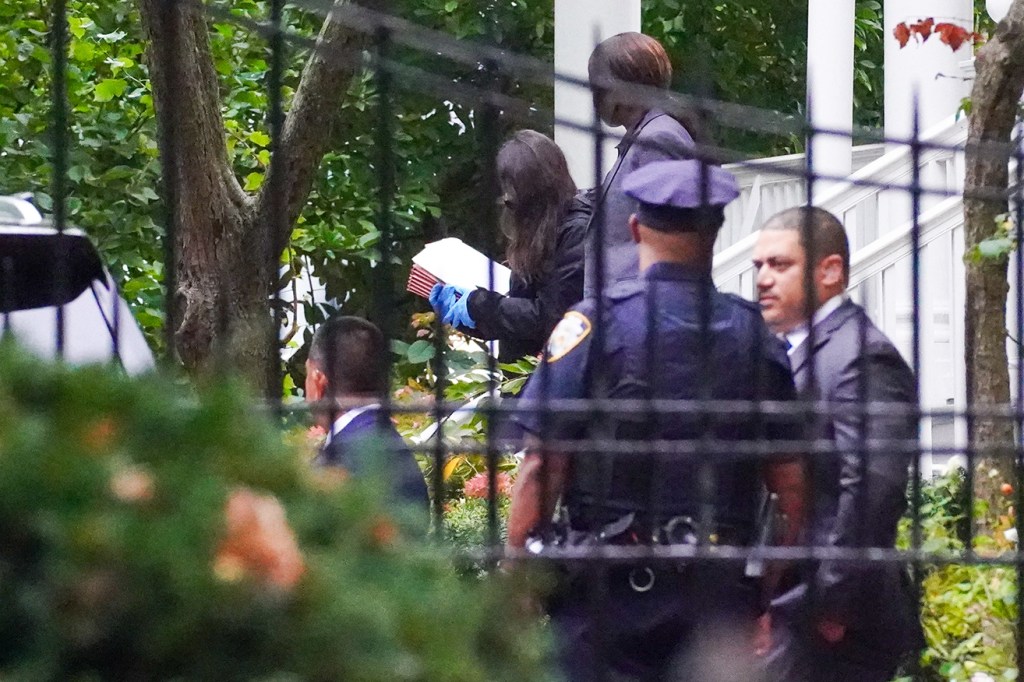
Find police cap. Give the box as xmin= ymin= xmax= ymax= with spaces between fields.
xmin=623 ymin=159 xmax=740 ymax=232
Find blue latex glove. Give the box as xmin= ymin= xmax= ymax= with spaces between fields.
xmin=428 ymin=283 xmax=453 ymax=312
xmin=429 ymin=283 xmax=474 ymax=328
xmin=443 ymin=291 xmax=476 ymax=329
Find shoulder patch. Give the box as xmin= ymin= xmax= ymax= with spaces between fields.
xmin=545 ymin=311 xmax=592 ymax=363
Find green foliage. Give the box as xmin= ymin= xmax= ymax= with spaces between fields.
xmin=853 ymin=1 xmax=884 ymax=131
xmin=643 ymin=0 xmax=804 ymax=155
xmin=899 ymin=470 xmax=1019 ymax=681
xmin=0 ymin=344 xmax=555 ymax=680
xmin=445 ymin=496 xmax=511 ymax=577
xmin=643 ymin=0 xmax=884 ymax=154
xmin=965 ymin=214 xmax=1017 ymax=265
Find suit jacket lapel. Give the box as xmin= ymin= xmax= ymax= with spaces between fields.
xmin=595 ymin=110 xmax=666 ymax=202
xmin=790 ymin=300 xmax=860 ymax=390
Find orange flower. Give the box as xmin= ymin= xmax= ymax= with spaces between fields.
xmin=213 ymin=487 xmax=305 ymax=590
xmin=109 ymin=465 xmax=155 ymax=503
xmin=464 ymin=472 xmax=513 ymax=499
xmin=369 ymin=515 xmax=399 ymax=548
xmin=82 ymin=417 xmax=117 ymax=452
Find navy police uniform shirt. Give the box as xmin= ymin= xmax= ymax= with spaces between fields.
xmin=514 ymin=261 xmax=799 ymax=533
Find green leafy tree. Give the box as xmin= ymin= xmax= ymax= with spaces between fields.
xmin=643 ymin=0 xmax=883 ymax=155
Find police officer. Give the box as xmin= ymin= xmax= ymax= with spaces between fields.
xmin=506 ymin=160 xmax=808 ymax=682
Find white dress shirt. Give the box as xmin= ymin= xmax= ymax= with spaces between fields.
xmin=784 ymin=294 xmax=848 ymax=356
xmin=325 ymin=403 xmax=381 ymax=444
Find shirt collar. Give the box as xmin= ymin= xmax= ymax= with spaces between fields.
xmin=784 ymin=294 xmax=848 ymax=356
xmin=326 ymin=403 xmax=381 ymax=444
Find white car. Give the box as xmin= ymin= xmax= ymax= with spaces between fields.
xmin=0 ymin=195 xmax=155 ymax=374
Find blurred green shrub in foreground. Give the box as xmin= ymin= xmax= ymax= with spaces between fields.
xmin=0 ymin=346 xmax=555 ymax=681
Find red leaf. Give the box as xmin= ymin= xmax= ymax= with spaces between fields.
xmin=910 ymin=17 xmax=935 ymax=40
xmin=894 ymin=22 xmax=911 ymax=48
xmin=935 ymin=22 xmax=969 ymax=51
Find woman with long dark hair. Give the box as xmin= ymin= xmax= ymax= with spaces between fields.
xmin=430 ymin=130 xmax=590 ymax=362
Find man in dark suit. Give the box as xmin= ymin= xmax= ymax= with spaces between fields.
xmin=305 ymin=315 xmax=428 ymax=511
xmin=751 ymin=207 xmax=924 ymax=681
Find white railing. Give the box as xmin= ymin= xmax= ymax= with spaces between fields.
xmin=713 ymin=115 xmax=968 ymax=295
xmin=719 ymin=144 xmax=886 ymax=254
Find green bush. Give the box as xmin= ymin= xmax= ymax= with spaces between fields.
xmin=898 ymin=470 xmax=1018 ymax=681
xmin=0 ymin=345 xmax=556 ymax=681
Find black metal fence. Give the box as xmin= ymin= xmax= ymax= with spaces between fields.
xmin=8 ymin=0 xmax=1024 ymax=680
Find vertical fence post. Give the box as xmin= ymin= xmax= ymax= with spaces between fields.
xmin=265 ymin=0 xmax=286 ymax=411
xmin=586 ymin=55 xmax=611 ymax=681
xmin=801 ymin=94 xmax=821 ymax=624
xmin=1014 ymin=128 xmax=1024 ymax=682
xmin=478 ymin=59 xmax=502 ymax=550
xmin=908 ymin=96 xmax=925 ymax=681
xmin=157 ymin=0 xmax=181 ymax=366
xmin=373 ymin=25 xmax=397 ymax=483
xmin=49 ymin=0 xmax=69 ymax=358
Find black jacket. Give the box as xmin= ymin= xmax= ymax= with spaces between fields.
xmin=774 ymin=299 xmax=924 ymax=667
xmin=465 ymin=191 xmax=591 ymax=363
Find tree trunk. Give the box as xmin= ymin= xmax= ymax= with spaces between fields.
xmin=137 ymin=0 xmax=384 ymax=398
xmin=963 ymin=0 xmax=1024 ymax=504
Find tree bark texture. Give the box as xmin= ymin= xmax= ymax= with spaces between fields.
xmin=964 ymin=0 xmax=1024 ymax=485
xmin=137 ymin=0 xmax=382 ymax=397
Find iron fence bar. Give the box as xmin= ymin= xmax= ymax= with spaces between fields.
xmin=2 ymin=257 xmax=13 ymax=335
xmin=1014 ymin=126 xmax=1024 ymax=680
xmin=909 ymin=95 xmax=924 ymax=682
xmin=157 ymin=0 xmax=182 ymax=366
xmin=265 ymin=0 xmax=286 ymax=410
xmin=477 ymin=58 xmax=501 ymax=551
xmin=49 ymin=0 xmax=69 ymax=359
xmin=800 ymin=94 xmax=821 ymax=633
xmin=430 ymin=274 xmax=447 ymax=538
xmin=111 ymin=280 xmax=122 ymax=367
xmin=695 ymin=158 xmax=715 ymax=549
xmin=372 ymin=26 xmax=396 ymax=455
xmin=495 ymin=544 xmax=1024 ymax=567
xmin=587 ymin=35 xmax=610 ymax=680
xmin=290 ymin=396 xmax=1024 ymax=421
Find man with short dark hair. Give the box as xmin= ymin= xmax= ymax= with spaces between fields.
xmin=508 ymin=160 xmax=807 ymax=682
xmin=306 ymin=315 xmax=428 ymax=510
xmin=752 ymin=207 xmax=923 ymax=681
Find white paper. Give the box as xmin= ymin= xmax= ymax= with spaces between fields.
xmin=411 ymin=237 xmax=511 ymax=295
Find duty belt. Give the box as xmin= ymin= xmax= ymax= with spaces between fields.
xmin=525 ymin=513 xmax=749 ymax=594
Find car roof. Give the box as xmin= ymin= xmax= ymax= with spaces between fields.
xmin=0 ymin=224 xmax=106 ymax=312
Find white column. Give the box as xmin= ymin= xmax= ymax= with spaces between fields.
xmin=884 ymin=0 xmax=973 ymax=142
xmin=807 ymin=0 xmax=856 ymax=186
xmin=554 ymin=0 xmax=640 ymax=188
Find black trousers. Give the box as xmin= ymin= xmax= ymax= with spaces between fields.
xmin=550 ymin=562 xmax=763 ymax=682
